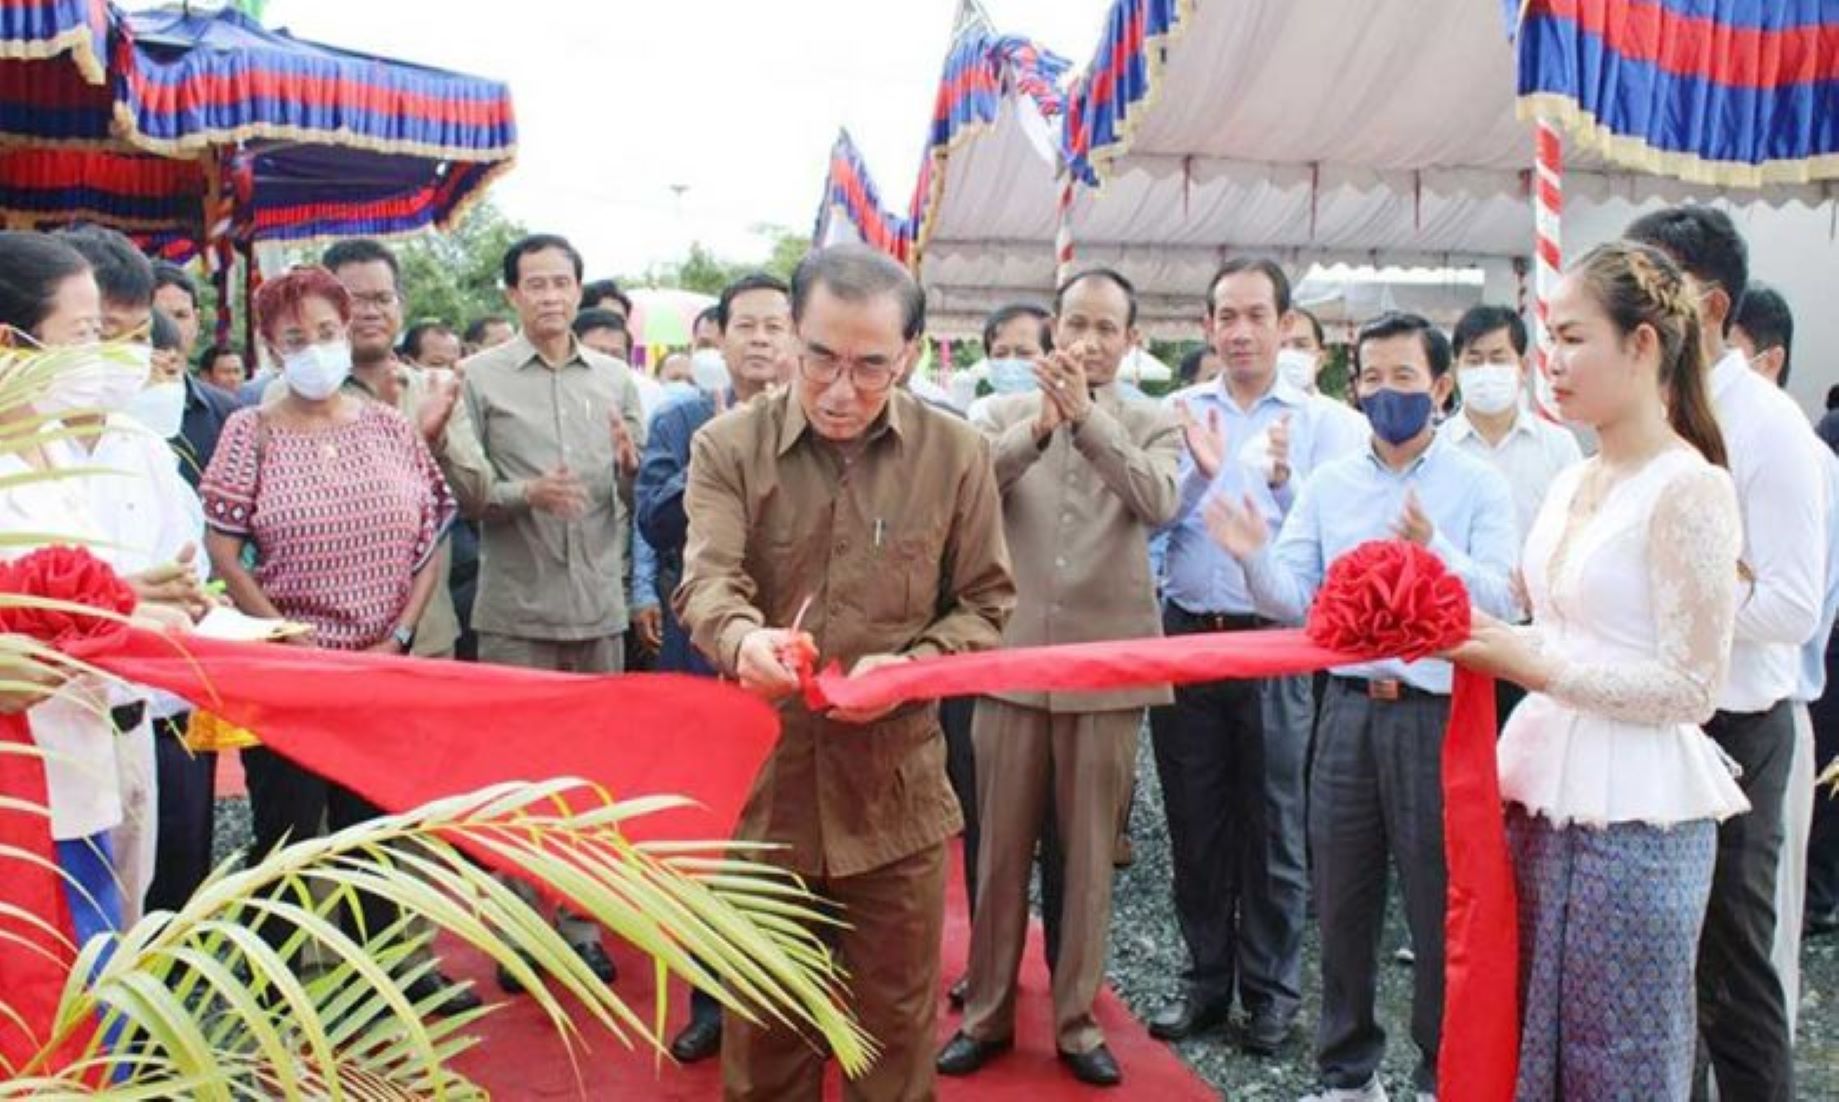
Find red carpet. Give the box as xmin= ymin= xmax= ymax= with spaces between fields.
xmin=215 ymin=752 xmax=1217 ymax=1100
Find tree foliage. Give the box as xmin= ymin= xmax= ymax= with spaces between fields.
xmin=626 ymin=225 xmax=810 ymax=295
xmin=395 ymin=201 xmax=530 ymax=330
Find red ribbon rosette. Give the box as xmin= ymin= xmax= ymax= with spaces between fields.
xmin=1304 ymin=539 xmax=1471 ymax=662
xmin=0 ymin=545 xmax=138 ymax=657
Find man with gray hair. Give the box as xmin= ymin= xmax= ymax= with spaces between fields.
xmin=677 ymin=243 xmax=1015 ymax=1098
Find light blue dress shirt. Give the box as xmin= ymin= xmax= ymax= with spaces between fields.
xmin=1242 ymin=435 xmax=1521 ymax=693
xmin=1156 ymin=377 xmax=1368 ymax=614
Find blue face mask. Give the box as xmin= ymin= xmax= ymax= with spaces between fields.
xmin=986 ymin=357 xmax=1036 ymax=394
xmin=1361 ymin=387 xmax=1435 ymax=445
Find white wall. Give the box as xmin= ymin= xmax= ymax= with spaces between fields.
xmin=1565 ymin=198 xmax=1838 ymax=421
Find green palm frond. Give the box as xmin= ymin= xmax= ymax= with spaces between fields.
xmin=0 ymin=778 xmax=874 ymax=1098
xmin=1 ymin=336 xmax=875 ymax=1096
xmin=1819 ymin=754 xmax=1838 ymax=798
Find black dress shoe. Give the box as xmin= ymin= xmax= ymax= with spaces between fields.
xmin=574 ymin=940 xmax=618 ymax=983
xmin=1059 ymin=1043 xmax=1122 ymax=1087
xmin=935 ymin=1031 xmax=1011 ymax=1076
xmin=1240 ymin=1008 xmax=1291 ymax=1055
xmin=1147 ymin=994 xmax=1233 ymax=1041
xmin=404 ymin=970 xmax=484 ymax=1017
xmin=670 ymin=1015 xmax=723 ymax=1063
xmin=948 ymin=975 xmax=969 ymax=1011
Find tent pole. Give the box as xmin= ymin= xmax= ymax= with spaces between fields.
xmin=1530 ymin=118 xmax=1563 ymax=422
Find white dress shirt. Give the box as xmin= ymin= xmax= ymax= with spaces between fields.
xmin=0 ymin=433 xmax=122 ymax=841
xmin=1708 ymin=348 xmax=1829 ymax=713
xmin=84 ymin=413 xmax=209 ymax=719
xmin=1440 ymin=406 xmax=1584 ymax=545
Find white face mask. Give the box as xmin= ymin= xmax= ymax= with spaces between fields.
xmin=690 ymin=348 xmax=731 ymax=393
xmin=35 ymin=343 xmax=153 ymax=417
xmin=1275 ymin=348 xmax=1318 ymax=393
xmin=1459 ymin=364 xmax=1521 ymax=416
xmin=282 ymin=340 xmax=352 ymax=400
xmin=123 ymin=379 xmax=186 ymax=440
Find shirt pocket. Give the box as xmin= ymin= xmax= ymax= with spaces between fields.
xmin=866 ymin=528 xmax=945 ymax=629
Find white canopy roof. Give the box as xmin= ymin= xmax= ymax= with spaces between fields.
xmin=892 ymin=0 xmax=1830 ymax=340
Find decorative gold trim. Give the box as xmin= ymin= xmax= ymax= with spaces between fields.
xmin=108 ymin=101 xmax=519 ymax=165
xmin=1520 ymin=92 xmax=1839 ymax=189
xmin=1075 ymin=0 xmax=1200 ymax=197
xmin=0 ymin=23 xmax=107 ymax=86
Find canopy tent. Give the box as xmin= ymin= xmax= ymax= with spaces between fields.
xmin=812 ymin=1 xmax=1073 ymax=339
xmin=0 ymin=2 xmax=516 ymax=264
xmin=819 ymin=0 xmax=1834 ymax=352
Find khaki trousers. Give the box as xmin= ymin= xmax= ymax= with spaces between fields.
xmin=723 ymin=842 xmax=947 ymax=1101
xmin=962 ymin=699 xmax=1139 ymax=1054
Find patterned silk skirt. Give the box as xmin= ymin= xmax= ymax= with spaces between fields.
xmin=1505 ymin=806 xmax=1717 ymax=1101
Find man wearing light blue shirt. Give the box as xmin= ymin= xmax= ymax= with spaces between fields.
xmin=1208 ymin=312 xmax=1518 ymax=1102
xmin=1146 ymin=259 xmax=1367 ymax=1055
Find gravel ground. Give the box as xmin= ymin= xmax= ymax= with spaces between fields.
xmin=1098 ymin=736 xmax=1839 ymax=1099
xmin=212 ymin=745 xmax=1839 ymax=1099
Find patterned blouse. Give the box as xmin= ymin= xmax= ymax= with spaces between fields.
xmin=201 ymin=402 xmax=456 ymax=650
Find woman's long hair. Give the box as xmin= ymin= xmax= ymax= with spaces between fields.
xmin=1573 ymin=241 xmax=1728 ymax=469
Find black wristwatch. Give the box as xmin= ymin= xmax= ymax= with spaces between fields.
xmin=392 ymin=624 xmax=416 ymax=652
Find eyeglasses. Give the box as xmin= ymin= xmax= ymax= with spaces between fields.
xmin=798 ymin=350 xmax=899 ymax=394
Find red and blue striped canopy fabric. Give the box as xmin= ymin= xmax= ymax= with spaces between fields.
xmin=0 ymin=1 xmax=516 ymax=256
xmin=815 ymin=23 xmax=1070 ymax=266
xmin=1515 ymin=0 xmax=1839 ymax=185
xmin=1063 ymin=0 xmax=1187 ymax=187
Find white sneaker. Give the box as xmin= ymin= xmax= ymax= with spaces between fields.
xmin=1415 ymin=1094 xmax=1436 ymax=1102
xmin=1298 ymin=1078 xmax=1389 ymax=1102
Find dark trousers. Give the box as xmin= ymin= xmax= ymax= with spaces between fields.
xmin=144 ymin=717 xmax=216 ymax=913
xmin=943 ymin=696 xmax=980 ymax=914
xmin=243 ymin=746 xmax=397 ymax=956
xmin=1808 ymin=640 xmax=1839 ymax=916
xmin=1694 ymin=702 xmax=1796 ymax=1102
xmin=1149 ymin=605 xmax=1302 ymax=1020
xmin=1313 ymin=680 xmax=1447 ymax=1094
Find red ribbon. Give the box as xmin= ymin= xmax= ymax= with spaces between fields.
xmin=2 ymin=541 xmax=1516 ymax=1098
xmin=806 ymin=634 xmax=1517 ymax=1102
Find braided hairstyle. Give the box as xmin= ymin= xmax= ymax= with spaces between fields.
xmin=1573 ymin=241 xmax=1728 ymax=470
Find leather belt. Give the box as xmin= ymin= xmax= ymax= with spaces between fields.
xmin=1167 ymin=605 xmax=1267 ymax=633
xmin=1330 ymin=676 xmax=1441 ymax=704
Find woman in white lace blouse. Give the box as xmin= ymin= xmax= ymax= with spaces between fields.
xmin=1450 ymin=242 xmax=1747 ymax=1099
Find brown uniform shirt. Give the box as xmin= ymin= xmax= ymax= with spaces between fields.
xmin=676 ymin=388 xmax=1015 ymax=877
xmin=974 ymin=384 xmax=1182 ymax=712
xmin=444 ymin=334 xmax=645 ymax=642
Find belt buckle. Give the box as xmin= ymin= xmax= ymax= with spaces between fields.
xmin=1368 ymin=679 xmax=1402 ymax=702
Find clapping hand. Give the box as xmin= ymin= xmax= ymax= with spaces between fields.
xmin=1034 ymin=348 xmax=1094 ymax=425
xmin=1203 ymin=491 xmax=1270 ymax=561
xmin=1178 ymin=403 xmax=1228 ymax=480
xmin=609 ymin=411 xmax=639 ymax=475
xmin=419 ymin=371 xmax=462 ymax=445
xmin=527 ymin=466 xmax=590 ymax=518
xmin=1267 ymin=413 xmax=1292 ymax=488
xmin=1392 ymin=488 xmax=1435 ymax=546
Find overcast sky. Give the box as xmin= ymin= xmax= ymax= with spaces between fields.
xmin=127 ymin=0 xmax=1114 ymax=278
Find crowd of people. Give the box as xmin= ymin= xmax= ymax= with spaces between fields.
xmin=0 ymin=201 xmax=1833 ymax=1102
